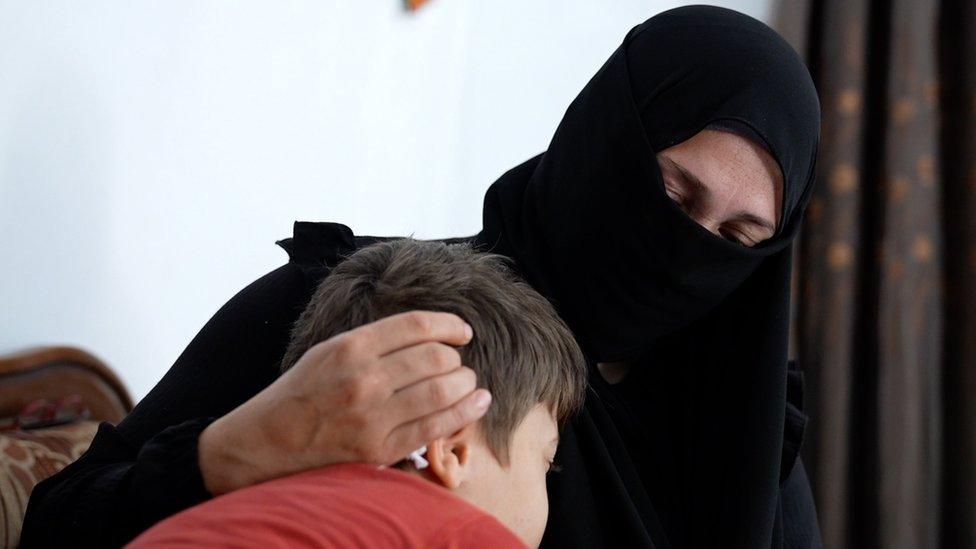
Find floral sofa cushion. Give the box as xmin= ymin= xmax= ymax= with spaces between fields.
xmin=0 ymin=420 xmax=100 ymax=547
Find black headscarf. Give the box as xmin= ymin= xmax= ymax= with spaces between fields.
xmin=475 ymin=6 xmax=821 ymax=548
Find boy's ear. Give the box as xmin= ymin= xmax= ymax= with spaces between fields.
xmin=425 ymin=424 xmax=476 ymax=489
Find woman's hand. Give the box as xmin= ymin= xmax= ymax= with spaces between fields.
xmin=198 ymin=311 xmax=491 ymax=495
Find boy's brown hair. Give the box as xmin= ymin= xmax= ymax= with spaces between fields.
xmin=280 ymin=239 xmax=587 ymax=464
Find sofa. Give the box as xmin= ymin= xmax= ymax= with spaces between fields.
xmin=0 ymin=347 xmax=133 ymax=548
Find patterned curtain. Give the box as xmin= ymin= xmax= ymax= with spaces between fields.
xmin=773 ymin=0 xmax=976 ymax=547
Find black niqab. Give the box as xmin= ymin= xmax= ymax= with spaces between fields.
xmin=476 ymin=6 xmax=820 ymax=548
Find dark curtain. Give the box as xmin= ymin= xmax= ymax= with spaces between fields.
xmin=773 ymin=0 xmax=976 ymax=547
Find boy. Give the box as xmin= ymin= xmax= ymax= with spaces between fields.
xmin=129 ymin=239 xmax=587 ymax=548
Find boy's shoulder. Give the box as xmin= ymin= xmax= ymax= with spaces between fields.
xmin=299 ymin=463 xmax=525 ymax=547
xmin=130 ymin=462 xmax=525 ymax=549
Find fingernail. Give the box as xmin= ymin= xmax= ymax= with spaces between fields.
xmin=474 ymin=390 xmax=492 ymax=410
xmin=463 ymin=322 xmax=473 ymax=341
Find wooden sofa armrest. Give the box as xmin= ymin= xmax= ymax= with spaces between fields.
xmin=0 ymin=346 xmax=134 ymax=425
xmin=0 ymin=346 xmax=134 ymax=547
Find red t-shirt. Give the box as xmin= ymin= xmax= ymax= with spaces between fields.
xmin=128 ymin=463 xmax=526 ymax=548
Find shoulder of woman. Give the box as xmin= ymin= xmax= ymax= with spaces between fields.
xmin=276 ymin=221 xmax=477 ymax=287
xmin=274 ymin=221 xmax=360 ymax=286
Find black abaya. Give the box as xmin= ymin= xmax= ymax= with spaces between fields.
xmin=478 ymin=6 xmax=821 ymax=547
xmin=22 ymin=6 xmax=821 ymax=548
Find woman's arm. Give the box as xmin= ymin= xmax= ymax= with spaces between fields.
xmin=22 ymin=256 xmax=490 ymax=547
xmin=21 ymin=263 xmax=310 ymax=547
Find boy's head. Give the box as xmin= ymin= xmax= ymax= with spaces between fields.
xmin=281 ymin=239 xmax=587 ymax=547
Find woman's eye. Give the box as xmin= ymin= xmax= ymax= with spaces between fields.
xmin=664 ymin=185 xmax=683 ymax=204
xmin=720 ymin=228 xmax=752 ymax=247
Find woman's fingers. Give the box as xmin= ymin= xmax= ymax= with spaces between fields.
xmin=275 ymin=312 xmax=484 ymax=468
xmin=381 ymin=342 xmax=464 ymax=390
xmin=389 ymin=366 xmax=478 ymax=420
xmin=347 ymin=311 xmax=472 ymax=357
xmin=384 ymin=388 xmax=492 ymax=464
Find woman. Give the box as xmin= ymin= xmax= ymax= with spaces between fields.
xmin=22 ymin=6 xmax=821 ymax=548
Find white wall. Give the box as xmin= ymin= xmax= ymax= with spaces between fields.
xmin=0 ymin=0 xmax=770 ymax=400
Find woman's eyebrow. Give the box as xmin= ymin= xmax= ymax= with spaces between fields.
xmin=738 ymin=212 xmax=776 ymax=233
xmin=665 ymin=157 xmax=710 ymax=198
